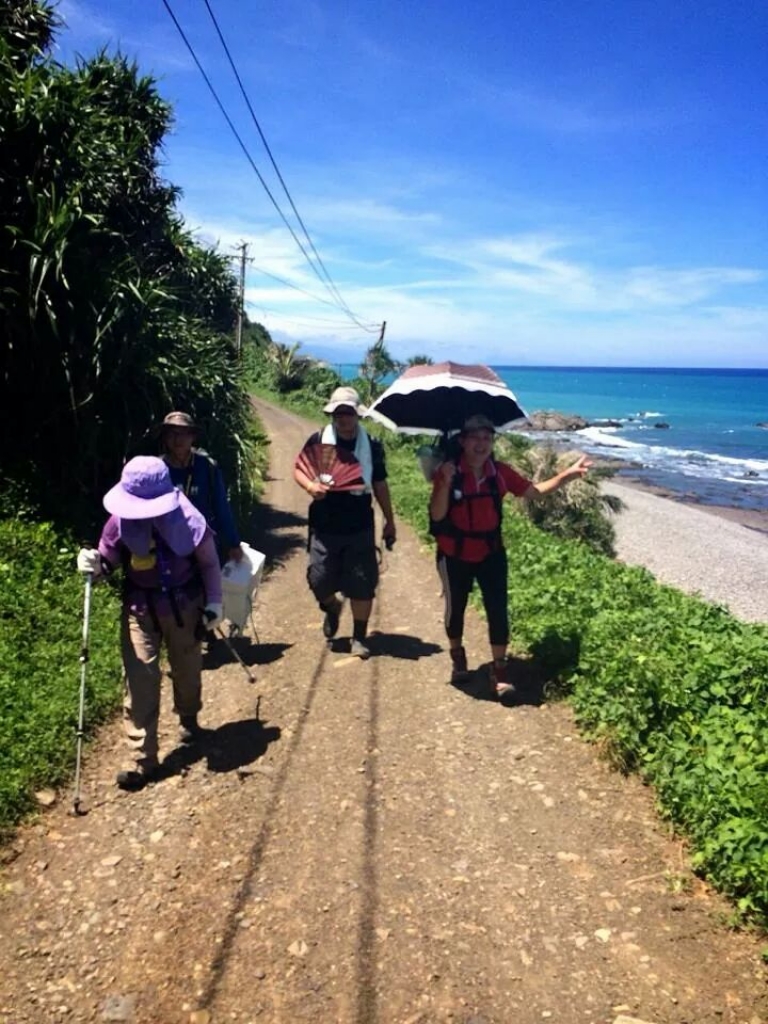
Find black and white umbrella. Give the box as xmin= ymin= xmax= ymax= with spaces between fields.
xmin=366 ymin=361 xmax=527 ymax=435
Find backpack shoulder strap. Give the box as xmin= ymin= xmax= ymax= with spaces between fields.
xmin=193 ymin=449 xmax=218 ymax=495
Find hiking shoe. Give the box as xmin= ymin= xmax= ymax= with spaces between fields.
xmin=350 ymin=638 xmax=371 ymax=660
xmin=116 ymin=765 xmax=158 ymax=791
xmin=178 ymin=714 xmax=204 ymax=744
xmin=449 ymin=646 xmax=470 ymax=682
xmin=322 ymin=598 xmax=342 ymax=639
xmin=490 ymin=658 xmax=516 ymax=701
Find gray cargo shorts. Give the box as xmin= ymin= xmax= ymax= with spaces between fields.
xmin=307 ymin=528 xmax=378 ymax=601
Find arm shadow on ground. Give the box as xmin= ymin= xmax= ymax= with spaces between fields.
xmin=203 ymin=639 xmax=293 ymax=671
xmin=451 ymin=629 xmax=582 ymax=709
xmin=328 ymin=632 xmax=443 ymax=661
xmin=155 ymin=714 xmax=281 ymax=783
xmin=243 ymin=498 xmax=308 ymax=570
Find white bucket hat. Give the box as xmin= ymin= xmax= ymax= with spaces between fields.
xmin=323 ymin=386 xmax=366 ymax=415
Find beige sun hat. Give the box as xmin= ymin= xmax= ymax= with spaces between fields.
xmin=323 ymin=386 xmax=367 ymax=415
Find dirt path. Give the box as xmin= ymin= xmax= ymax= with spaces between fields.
xmin=1 ymin=397 xmax=766 ymax=1024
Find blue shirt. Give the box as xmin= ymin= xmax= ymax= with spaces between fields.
xmin=165 ymin=451 xmax=240 ymax=549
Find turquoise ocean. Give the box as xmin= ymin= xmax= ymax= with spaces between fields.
xmin=339 ymin=365 xmax=768 ymax=512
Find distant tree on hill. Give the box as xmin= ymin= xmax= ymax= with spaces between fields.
xmin=268 ymin=341 xmax=313 ymax=393
xmin=406 ymin=354 xmax=434 ymax=366
xmin=359 ymin=339 xmax=399 ymax=401
xmin=242 ymin=316 xmax=272 ymax=351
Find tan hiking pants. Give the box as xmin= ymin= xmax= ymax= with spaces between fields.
xmin=120 ymin=600 xmax=204 ymax=769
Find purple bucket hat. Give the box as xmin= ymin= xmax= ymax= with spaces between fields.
xmin=103 ymin=456 xmax=181 ymax=520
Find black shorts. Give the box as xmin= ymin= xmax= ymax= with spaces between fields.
xmin=307 ymin=528 xmax=379 ymax=602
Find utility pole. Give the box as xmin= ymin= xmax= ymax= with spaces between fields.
xmin=234 ymin=241 xmax=249 ymax=358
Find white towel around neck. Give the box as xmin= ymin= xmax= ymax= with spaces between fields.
xmin=321 ymin=423 xmax=373 ymax=495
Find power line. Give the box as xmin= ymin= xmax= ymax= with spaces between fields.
xmin=244 ymin=301 xmax=371 ymax=330
xmin=160 ymin=0 xmax=374 ymax=331
xmin=201 ymin=0 xmax=372 ymax=331
xmin=159 ymin=0 xmax=379 ymax=334
xmin=249 ymin=264 xmax=380 ymax=324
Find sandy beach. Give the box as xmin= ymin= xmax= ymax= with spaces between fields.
xmin=602 ymin=478 xmax=768 ymax=623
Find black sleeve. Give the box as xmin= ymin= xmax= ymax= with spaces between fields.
xmin=371 ymin=438 xmax=387 ymax=482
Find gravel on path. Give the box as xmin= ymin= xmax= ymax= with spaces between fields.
xmin=0 ymin=400 xmax=765 ymax=1024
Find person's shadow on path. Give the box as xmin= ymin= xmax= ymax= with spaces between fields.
xmin=154 ymin=713 xmax=281 ymax=784
xmin=203 ymin=640 xmax=292 ymax=671
xmin=451 ymin=626 xmax=581 ymax=707
xmin=328 ymin=632 xmax=443 ymax=660
xmin=450 ymin=654 xmax=548 ymax=708
xmin=244 ymin=498 xmax=307 ymax=571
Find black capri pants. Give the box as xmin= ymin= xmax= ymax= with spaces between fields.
xmin=436 ymin=548 xmax=509 ymax=647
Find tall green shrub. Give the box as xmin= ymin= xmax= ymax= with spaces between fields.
xmin=0 ymin=0 xmax=253 ymax=533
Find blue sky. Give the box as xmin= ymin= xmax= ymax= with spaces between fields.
xmin=56 ymin=0 xmax=767 ymax=367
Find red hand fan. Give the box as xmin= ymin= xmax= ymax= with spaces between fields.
xmin=295 ymin=443 xmax=366 ymax=492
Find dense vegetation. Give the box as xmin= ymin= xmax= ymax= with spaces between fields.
xmin=0 ymin=0 xmax=256 ymax=534
xmin=0 ymin=519 xmax=121 ymax=835
xmin=0 ymin=0 xmax=262 ymax=833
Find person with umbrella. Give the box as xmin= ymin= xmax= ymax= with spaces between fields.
xmin=294 ymin=386 xmax=396 ymax=658
xmin=429 ymin=413 xmax=591 ymax=698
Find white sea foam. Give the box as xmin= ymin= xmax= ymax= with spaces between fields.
xmin=578 ymin=427 xmax=643 ymax=450
xmin=535 ymin=426 xmax=768 ymax=487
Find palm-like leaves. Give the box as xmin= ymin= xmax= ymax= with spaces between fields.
xmin=499 ymin=441 xmax=625 ymax=557
xmin=0 ymin=3 xmax=252 ymax=531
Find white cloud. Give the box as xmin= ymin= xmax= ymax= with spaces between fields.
xmin=182 ymin=203 xmax=767 ymax=368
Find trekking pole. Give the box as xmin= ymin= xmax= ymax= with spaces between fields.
xmin=216 ymin=626 xmax=257 ymax=684
xmin=72 ymin=572 xmax=93 ymax=816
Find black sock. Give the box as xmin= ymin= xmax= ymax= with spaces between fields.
xmin=353 ymin=619 xmax=368 ymax=641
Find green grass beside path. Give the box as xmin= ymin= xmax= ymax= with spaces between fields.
xmin=0 ymin=519 xmax=122 ymax=836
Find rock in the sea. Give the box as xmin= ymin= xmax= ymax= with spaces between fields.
xmin=522 ymin=411 xmax=589 ymax=431
xmin=653 ymin=422 xmax=670 ymax=429
xmin=757 ymin=422 xmax=768 ymax=429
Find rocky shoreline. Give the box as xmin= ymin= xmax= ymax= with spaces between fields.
xmin=513 ymin=409 xmax=768 ymax=534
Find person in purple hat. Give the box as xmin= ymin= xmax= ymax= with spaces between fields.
xmin=77 ymin=456 xmax=223 ymax=791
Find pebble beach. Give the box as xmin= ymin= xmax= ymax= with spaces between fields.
xmin=603 ymin=479 xmax=768 ymax=624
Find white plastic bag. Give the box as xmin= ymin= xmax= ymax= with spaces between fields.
xmin=221 ymin=542 xmax=266 ymax=632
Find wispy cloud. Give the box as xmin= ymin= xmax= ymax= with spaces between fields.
xmin=433 ymin=234 xmax=764 ymax=313
xmin=55 ymin=0 xmax=115 ymax=44
xmin=56 ymin=0 xmax=194 ymax=72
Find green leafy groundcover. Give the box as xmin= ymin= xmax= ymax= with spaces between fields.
xmin=386 ymin=447 xmax=768 ymax=925
xmin=0 ymin=519 xmax=122 ymax=833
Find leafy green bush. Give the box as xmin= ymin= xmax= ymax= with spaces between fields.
xmin=0 ymin=2 xmax=257 ymax=535
xmin=0 ymin=518 xmax=122 ymax=833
